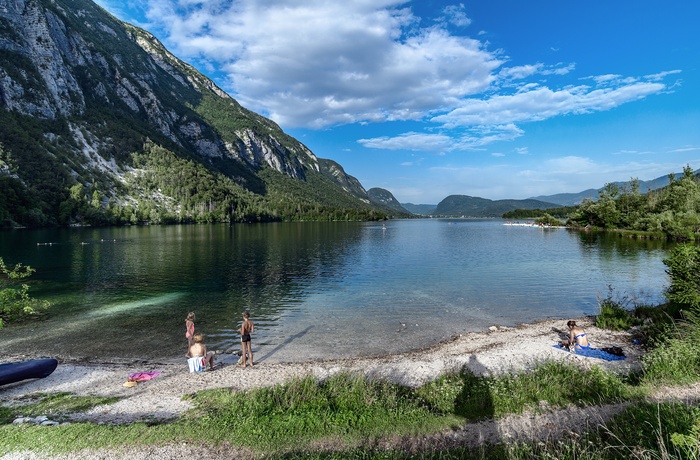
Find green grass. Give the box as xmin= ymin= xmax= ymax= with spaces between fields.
xmin=182 ymin=372 xmax=457 ymax=451
xmin=642 ymin=335 xmax=700 ymax=385
xmin=272 ymin=401 xmax=700 ymax=460
xmin=4 ymin=392 xmax=120 ymax=422
xmin=0 ymin=339 xmax=698 ymax=458
xmin=0 ymin=362 xmax=643 ymax=456
xmin=418 ymin=361 xmax=638 ymax=421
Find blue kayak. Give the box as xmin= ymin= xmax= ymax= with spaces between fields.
xmin=0 ymin=358 xmax=58 ymax=386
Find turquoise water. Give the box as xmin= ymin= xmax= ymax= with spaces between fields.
xmin=0 ymin=220 xmax=671 ymax=364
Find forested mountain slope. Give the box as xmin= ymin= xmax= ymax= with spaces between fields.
xmin=434 ymin=195 xmax=560 ymax=217
xmin=0 ymin=0 xmax=389 ymax=227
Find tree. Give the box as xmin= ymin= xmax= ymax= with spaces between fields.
xmin=0 ymin=258 xmax=51 ymax=328
xmin=664 ymin=243 xmax=700 ymax=309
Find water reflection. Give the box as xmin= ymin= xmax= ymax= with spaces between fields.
xmin=0 ymin=221 xmax=673 ymax=364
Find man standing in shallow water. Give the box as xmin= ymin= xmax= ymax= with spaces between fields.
xmin=240 ymin=311 xmax=254 ymax=367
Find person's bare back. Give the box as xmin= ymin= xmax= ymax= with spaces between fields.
xmin=189 ymin=342 xmax=206 ymax=357
xmin=188 ymin=334 xmax=214 ymax=370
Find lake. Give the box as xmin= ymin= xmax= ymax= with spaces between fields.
xmin=0 ymin=219 xmax=671 ymax=364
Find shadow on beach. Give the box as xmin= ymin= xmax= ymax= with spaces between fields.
xmin=254 ymin=325 xmax=315 ymax=363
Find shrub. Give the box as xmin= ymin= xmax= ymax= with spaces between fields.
xmin=0 ymin=257 xmax=50 ymax=328
xmin=664 ymin=243 xmax=700 ymax=309
xmin=595 ymin=287 xmax=634 ymax=331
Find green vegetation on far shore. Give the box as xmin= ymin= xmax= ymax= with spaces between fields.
xmin=505 ymin=165 xmax=700 ymax=241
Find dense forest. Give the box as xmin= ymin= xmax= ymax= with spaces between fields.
xmin=0 ymin=140 xmax=388 ymax=228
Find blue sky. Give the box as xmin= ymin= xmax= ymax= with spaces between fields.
xmin=95 ymin=0 xmax=699 ymax=204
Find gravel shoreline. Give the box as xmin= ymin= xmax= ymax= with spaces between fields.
xmin=1 ymin=317 xmax=640 ymax=425
xmin=1 ymin=317 xmax=650 ymax=459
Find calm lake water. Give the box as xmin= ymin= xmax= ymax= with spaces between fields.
xmin=0 ymin=219 xmax=671 ymax=364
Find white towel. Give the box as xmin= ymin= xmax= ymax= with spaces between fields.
xmin=187 ymin=357 xmax=203 ymax=373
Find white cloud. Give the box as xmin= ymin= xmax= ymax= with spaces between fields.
xmin=359 ymin=69 xmax=672 ymax=152
xmin=136 ymin=0 xmax=500 ymax=128
xmin=359 ymin=124 xmax=523 ymax=152
xmin=358 ymin=132 xmax=454 ymax=151
xmin=670 ymin=146 xmax=700 ymax=153
xmin=645 ymin=69 xmax=682 ymax=81
xmin=111 ymin=0 xmax=679 ymax=154
xmin=432 ymin=80 xmax=667 ymax=128
xmin=439 ymin=4 xmax=472 ymax=28
xmin=499 ymin=64 xmax=542 ymax=80
xmin=611 ymin=149 xmax=656 ymax=156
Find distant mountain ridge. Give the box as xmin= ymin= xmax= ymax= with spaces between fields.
xmin=529 ymin=170 xmax=699 ymax=206
xmin=401 ymin=168 xmax=700 ymax=215
xmin=434 ymin=195 xmax=559 ymax=217
xmin=366 ymin=188 xmax=411 ymax=215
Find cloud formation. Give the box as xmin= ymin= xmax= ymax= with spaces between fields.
xmin=128 ymin=0 xmax=501 ymax=128
xmin=102 ymin=0 xmax=681 ymax=154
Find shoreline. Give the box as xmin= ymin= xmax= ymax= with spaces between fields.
xmin=0 ymin=317 xmax=643 ymax=425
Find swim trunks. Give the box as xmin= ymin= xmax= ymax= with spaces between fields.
xmin=241 ymin=334 xmax=251 ymax=342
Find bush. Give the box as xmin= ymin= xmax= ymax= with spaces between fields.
xmin=0 ymin=257 xmax=50 ymax=328
xmin=596 ymin=297 xmax=633 ymax=331
xmin=595 ymin=287 xmax=639 ymax=331
xmin=664 ymin=243 xmax=700 ymax=309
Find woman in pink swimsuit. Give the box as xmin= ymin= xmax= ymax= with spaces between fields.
xmin=185 ymin=312 xmax=196 ymax=357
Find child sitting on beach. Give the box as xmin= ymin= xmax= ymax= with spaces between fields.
xmin=188 ymin=333 xmax=215 ymax=371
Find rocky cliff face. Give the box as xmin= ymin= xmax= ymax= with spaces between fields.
xmin=1 ymin=0 xmax=398 ymax=230
xmin=0 ymin=0 xmax=319 ymax=180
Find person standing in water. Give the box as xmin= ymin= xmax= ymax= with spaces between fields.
xmin=240 ymin=311 xmax=254 ymax=367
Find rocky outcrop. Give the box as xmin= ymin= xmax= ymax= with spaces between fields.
xmin=0 ymin=0 xmax=348 ymax=196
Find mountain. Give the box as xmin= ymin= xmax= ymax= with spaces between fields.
xmin=527 ymin=189 xmax=599 ymax=207
xmin=529 ymin=170 xmax=700 ymax=206
xmin=401 ymin=203 xmax=437 ymax=216
xmin=434 ymin=195 xmax=560 ymax=217
xmin=0 ymin=0 xmax=386 ymax=227
xmin=366 ymin=188 xmax=411 ymax=215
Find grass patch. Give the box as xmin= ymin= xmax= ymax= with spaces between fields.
xmin=3 ymin=392 xmax=121 ymax=423
xmin=0 ymin=363 xmax=639 ymax=456
xmin=0 ymin=361 xmax=692 ymax=458
xmin=269 ymin=401 xmax=700 ymax=459
xmin=642 ymin=335 xmax=700 ymax=385
xmin=418 ymin=361 xmax=637 ymax=421
xmin=183 ymin=372 xmax=457 ymax=451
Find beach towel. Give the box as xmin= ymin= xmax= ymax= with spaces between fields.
xmin=129 ymin=371 xmax=162 ymax=381
xmin=553 ymin=345 xmax=626 ymax=361
xmin=187 ymin=357 xmax=204 ymax=373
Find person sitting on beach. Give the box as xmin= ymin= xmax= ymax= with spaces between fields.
xmin=561 ymin=320 xmax=590 ymax=349
xmin=188 ymin=333 xmax=215 ymax=371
